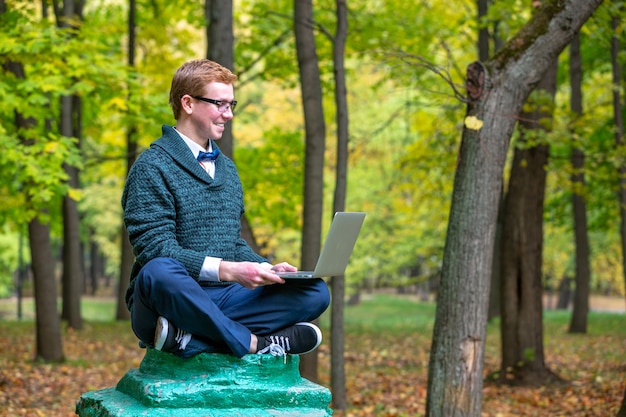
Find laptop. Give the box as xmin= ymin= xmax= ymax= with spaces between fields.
xmin=276 ymin=212 xmax=366 ymax=279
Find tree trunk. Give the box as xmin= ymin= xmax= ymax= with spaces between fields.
xmin=426 ymin=61 xmax=498 ymax=417
xmin=117 ymin=227 xmax=134 ymax=320
xmin=488 ymin=195 xmax=503 ymax=321
xmin=206 ymin=0 xmax=234 ymax=158
xmin=500 ymin=54 xmax=558 ymax=384
xmin=556 ymin=276 xmax=572 ymax=310
xmin=1 ymin=4 xmax=65 ymax=359
xmin=56 ymin=0 xmax=83 ymax=330
xmin=568 ymin=31 xmax=590 ymax=333
xmin=89 ymin=237 xmax=101 ymax=296
xmin=294 ymin=0 xmax=326 ymax=383
xmin=477 ymin=0 xmax=489 ymax=62
xmin=205 ymin=0 xmax=260 ymax=251
xmin=61 ymin=162 xmax=84 ymax=329
xmin=478 ymin=0 xmax=504 ymax=322
xmin=478 ymin=0 xmax=506 ymax=322
xmin=330 ymin=0 xmax=348 ymax=410
xmin=30 ymin=216 xmax=65 ymax=362
xmin=117 ymin=0 xmax=137 ymax=320
xmin=425 ymin=1 xmax=602 ymax=415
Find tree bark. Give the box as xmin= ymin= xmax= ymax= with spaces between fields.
xmin=30 ymin=216 xmax=65 ymax=362
xmin=568 ymin=31 xmax=590 ymax=333
xmin=478 ymin=0 xmax=504 ymax=322
xmin=425 ymin=1 xmax=602 ymax=415
xmin=488 ymin=196 xmax=503 ymax=321
xmin=477 ymin=0 xmax=489 ymax=62
xmin=330 ymin=0 xmax=348 ymax=410
xmin=294 ymin=0 xmax=326 ymax=382
xmin=117 ymin=0 xmax=137 ymax=320
xmin=205 ymin=0 xmax=260 ymax=251
xmin=56 ymin=0 xmax=84 ymax=330
xmin=499 ymin=56 xmax=558 ymax=384
xmin=206 ymin=0 xmax=234 ymax=158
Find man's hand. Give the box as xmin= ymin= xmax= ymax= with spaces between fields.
xmin=218 ymin=261 xmax=295 ymax=289
xmin=270 ymin=262 xmax=297 ymax=274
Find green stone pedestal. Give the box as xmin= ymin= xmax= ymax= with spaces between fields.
xmin=75 ymin=348 xmax=332 ymax=416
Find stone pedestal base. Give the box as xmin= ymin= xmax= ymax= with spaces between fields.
xmin=75 ymin=349 xmax=332 ymax=416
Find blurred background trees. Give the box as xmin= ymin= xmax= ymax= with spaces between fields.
xmin=0 ymin=0 xmax=622 ymax=396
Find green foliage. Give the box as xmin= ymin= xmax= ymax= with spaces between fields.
xmin=0 ymin=0 xmax=625 ymax=299
xmin=237 ymin=126 xmax=305 ymax=260
xmin=0 ymin=227 xmax=27 ymax=298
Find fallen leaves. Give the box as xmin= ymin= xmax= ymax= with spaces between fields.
xmin=0 ymin=298 xmax=625 ymax=417
xmin=0 ymin=321 xmax=143 ymax=417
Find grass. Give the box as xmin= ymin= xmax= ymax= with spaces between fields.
xmin=0 ymin=293 xmax=624 ymax=416
xmin=0 ymin=296 xmax=117 ymax=322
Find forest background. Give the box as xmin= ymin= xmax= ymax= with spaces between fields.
xmin=1 ymin=0 xmax=626 ymax=415
xmin=2 ymin=0 xmax=625 ymax=309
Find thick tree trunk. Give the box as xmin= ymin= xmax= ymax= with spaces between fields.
xmin=425 ymin=1 xmax=602 ymax=415
xmin=427 ymin=61 xmax=500 ymax=417
xmin=330 ymin=0 xmax=348 ymax=410
xmin=499 ymin=57 xmax=558 ymax=384
xmin=568 ymin=32 xmax=590 ymax=333
xmin=294 ymin=0 xmax=326 ymax=382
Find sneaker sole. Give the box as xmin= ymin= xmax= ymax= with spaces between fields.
xmin=295 ymin=322 xmax=322 ymax=355
xmin=154 ymin=316 xmax=169 ymax=351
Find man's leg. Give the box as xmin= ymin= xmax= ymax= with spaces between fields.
xmin=130 ymin=258 xmax=252 ymax=358
xmin=214 ymin=278 xmax=331 ymax=335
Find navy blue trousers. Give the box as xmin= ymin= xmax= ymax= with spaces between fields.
xmin=130 ymin=257 xmax=331 ymax=358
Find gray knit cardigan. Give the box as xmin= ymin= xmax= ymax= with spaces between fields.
xmin=122 ymin=125 xmax=267 ymax=309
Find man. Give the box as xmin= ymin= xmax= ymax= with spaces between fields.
xmin=122 ymin=59 xmax=330 ymax=359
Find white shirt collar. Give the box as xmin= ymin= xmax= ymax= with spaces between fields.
xmin=174 ymin=128 xmax=213 ymax=159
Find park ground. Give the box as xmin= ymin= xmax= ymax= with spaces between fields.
xmin=0 ymin=292 xmax=624 ymax=416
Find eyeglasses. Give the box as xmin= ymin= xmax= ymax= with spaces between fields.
xmin=192 ymin=96 xmax=237 ymax=113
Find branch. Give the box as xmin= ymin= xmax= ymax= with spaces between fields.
xmin=375 ymin=49 xmax=468 ymax=103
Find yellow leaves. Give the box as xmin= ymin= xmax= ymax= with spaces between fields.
xmin=43 ymin=141 xmax=59 ymax=154
xmin=67 ymin=188 xmax=83 ymax=202
xmin=106 ymin=96 xmax=128 ymax=112
xmin=464 ymin=115 xmax=483 ymax=131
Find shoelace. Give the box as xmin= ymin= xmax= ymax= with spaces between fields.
xmin=174 ymin=328 xmax=191 ymax=351
xmin=257 ymin=342 xmax=288 ymax=363
xmin=268 ymin=335 xmax=291 ymax=352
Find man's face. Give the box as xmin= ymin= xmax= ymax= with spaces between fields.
xmin=190 ymin=81 xmax=235 ymax=141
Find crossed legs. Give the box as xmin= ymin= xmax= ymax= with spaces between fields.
xmin=130 ymin=258 xmax=331 ymax=358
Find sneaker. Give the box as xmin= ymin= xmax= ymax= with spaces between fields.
xmin=256 ymin=322 xmax=322 ymax=356
xmin=154 ymin=316 xmax=192 ymax=352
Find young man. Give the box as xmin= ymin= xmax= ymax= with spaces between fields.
xmin=122 ymin=59 xmax=330 ymax=359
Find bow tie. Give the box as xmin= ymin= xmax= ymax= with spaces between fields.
xmin=197 ymin=148 xmax=220 ymax=162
